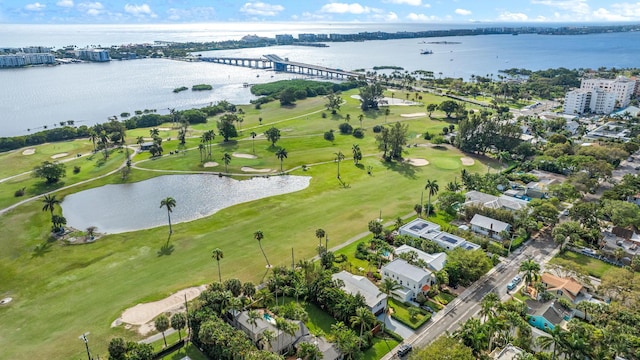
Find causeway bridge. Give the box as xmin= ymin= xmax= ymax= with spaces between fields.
xmin=199 ymin=54 xmax=361 ymax=80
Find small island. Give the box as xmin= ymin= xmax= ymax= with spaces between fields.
xmin=191 ymin=84 xmax=213 ymax=91
xmin=173 ymin=86 xmax=188 ymax=93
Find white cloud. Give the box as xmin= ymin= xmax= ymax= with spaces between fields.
xmin=498 ymin=11 xmax=529 ymax=21
xmin=167 ymin=7 xmax=216 ymax=21
xmin=124 ymin=4 xmax=155 ymax=17
xmin=372 ymin=11 xmax=399 ymax=21
xmin=531 ymin=0 xmax=591 ymax=16
xmin=594 ymin=2 xmax=640 ymax=21
xmin=383 ymin=0 xmax=422 ymax=6
xmin=77 ymin=2 xmax=103 ymax=10
xmin=297 ymin=11 xmax=329 ymax=20
xmin=56 ymin=0 xmax=74 ymax=7
xmin=25 ymin=2 xmax=46 ymax=11
xmin=455 ymin=8 xmax=472 ymax=16
xmin=239 ymin=2 xmax=285 ymax=16
xmin=320 ymin=3 xmax=374 ymax=14
xmin=406 ymin=12 xmax=439 ymax=21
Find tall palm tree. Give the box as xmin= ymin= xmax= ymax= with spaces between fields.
xmin=99 ymin=131 xmax=110 ymax=159
xmin=222 ymin=152 xmax=232 ymax=173
xmin=315 ymin=228 xmax=325 ymax=248
xmin=519 ymin=259 xmax=541 ymax=287
xmin=358 ymin=113 xmax=364 ymax=129
xmin=150 ymin=128 xmax=160 ymax=137
xmin=198 ymin=143 xmax=205 ymax=163
xmin=250 ymin=131 xmax=257 ymax=154
xmin=480 ymin=292 xmax=500 ymax=321
xmin=384 ymin=108 xmax=390 ymax=123
xmin=247 ymin=309 xmax=260 ymax=337
xmin=211 ymin=248 xmax=224 ymax=283
xmin=379 ymin=278 xmax=401 ymax=331
xmin=42 ymin=194 xmax=60 ymax=218
xmin=254 ymin=230 xmax=271 ymax=268
xmin=160 ymin=197 xmax=177 ymax=235
xmin=335 ymin=151 xmax=345 ymax=178
xmin=536 ymin=326 xmax=567 ymax=360
xmin=350 ymin=306 xmax=375 ymax=347
xmin=275 ymin=147 xmax=288 ymax=172
xmin=89 ymin=130 xmax=98 ymax=153
xmin=446 ymin=178 xmax=461 ymax=192
xmin=351 ymin=144 xmax=361 ymax=165
xmin=261 ymin=329 xmax=275 ymax=352
xmin=424 ymin=179 xmax=439 ymax=218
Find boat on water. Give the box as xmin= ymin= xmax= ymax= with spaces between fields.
xmin=420 ymin=49 xmax=433 ymax=55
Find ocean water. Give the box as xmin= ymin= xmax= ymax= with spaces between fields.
xmin=1 ymin=23 xmax=639 ymax=137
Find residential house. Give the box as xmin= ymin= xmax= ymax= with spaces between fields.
xmin=540 ymin=273 xmax=587 ymax=303
xmin=470 ymin=214 xmax=511 ymax=240
xmin=381 ymin=259 xmax=435 ymax=302
xmin=464 ymin=190 xmax=529 ymax=212
xmin=332 ymin=270 xmax=387 ymax=315
xmin=565 ymin=120 xmax=580 ymax=135
xmin=525 ymin=178 xmax=557 ymax=198
xmin=491 ymin=344 xmax=524 ymax=360
xmin=295 ymin=334 xmax=342 ymax=360
xmin=235 ymin=310 xmax=310 ymax=355
xmin=526 ymin=299 xmax=568 ymax=331
xmin=394 ymin=244 xmax=447 ymax=272
xmin=399 ymin=218 xmax=480 ymax=251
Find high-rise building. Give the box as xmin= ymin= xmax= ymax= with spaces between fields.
xmin=581 ymin=77 xmax=637 ymax=107
xmin=563 ymin=88 xmax=616 ymax=115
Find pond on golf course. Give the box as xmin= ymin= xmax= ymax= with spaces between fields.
xmin=62 ymin=175 xmax=311 ymax=234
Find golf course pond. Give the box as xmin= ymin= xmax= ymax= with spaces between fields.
xmin=62 ymin=174 xmax=311 ymax=234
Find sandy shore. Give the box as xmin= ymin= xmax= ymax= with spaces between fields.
xmin=461 ymin=157 xmax=475 ymax=166
xmin=51 ymin=153 xmax=68 ymax=159
xmin=406 ymin=158 xmax=430 ymax=166
xmin=233 ymin=153 xmax=257 ymax=159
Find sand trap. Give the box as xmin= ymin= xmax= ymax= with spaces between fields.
xmin=461 ymin=157 xmax=475 ymax=166
xmin=350 ymin=95 xmax=420 ymax=106
xmin=22 ymin=148 xmax=35 ymax=155
xmin=0 ymin=297 xmax=12 ymax=305
xmin=117 ymin=286 xmax=206 ymax=328
xmin=203 ymin=162 xmax=218 ymax=167
xmin=51 ymin=153 xmax=68 ymax=159
xmin=241 ymin=166 xmax=274 ymax=173
xmin=233 ymin=153 xmax=257 ymax=159
xmin=157 ymin=127 xmax=172 ymax=131
xmin=401 ymin=112 xmax=427 ymax=118
xmin=406 ymin=158 xmax=430 ymax=166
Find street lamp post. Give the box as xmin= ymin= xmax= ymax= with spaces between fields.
xmin=79 ymin=333 xmax=92 ymax=360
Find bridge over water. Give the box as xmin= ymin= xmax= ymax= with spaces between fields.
xmin=199 ymin=54 xmax=361 ymax=80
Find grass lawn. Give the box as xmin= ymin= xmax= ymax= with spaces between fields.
xmin=160 ymin=343 xmax=208 ymax=360
xmin=388 ymin=299 xmax=430 ymax=329
xmin=281 ymin=297 xmax=336 ymax=336
xmin=424 ymin=299 xmax=443 ymax=311
xmin=0 ymin=90 xmax=487 ymax=360
xmin=363 ymin=335 xmax=400 ymax=360
xmin=150 ymin=331 xmax=185 ymax=352
xmin=433 ymin=291 xmax=456 ymax=305
xmin=549 ymin=251 xmax=616 ymax=278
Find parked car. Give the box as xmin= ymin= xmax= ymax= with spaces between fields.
xmin=513 ymin=275 xmax=522 ymax=284
xmin=397 ymin=344 xmax=413 ymax=357
xmin=507 ymin=282 xmax=516 ymax=291
xmin=420 ymin=305 xmax=435 ymax=313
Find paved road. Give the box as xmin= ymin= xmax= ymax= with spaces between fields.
xmin=381 ymin=238 xmax=559 ymax=359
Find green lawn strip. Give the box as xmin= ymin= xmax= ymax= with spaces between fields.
xmin=388 ymin=299 xmax=430 ymax=330
xmin=0 ymin=95 xmax=488 ymax=360
xmin=280 ymin=297 xmax=336 ymax=336
xmin=363 ymin=335 xmax=400 ymax=360
xmin=160 ymin=343 xmax=208 ymax=360
xmin=150 ymin=330 xmax=185 ymax=352
xmin=549 ymin=251 xmax=615 ymax=278
xmin=513 ymin=291 xmax=530 ymax=303
xmin=433 ymin=292 xmax=456 ymax=305
xmin=424 ymin=299 xmax=443 ymax=311
xmin=333 ymin=235 xmax=374 ymax=272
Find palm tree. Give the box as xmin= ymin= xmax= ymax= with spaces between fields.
xmin=99 ymin=131 xmax=110 ymax=159
xmin=519 ymin=259 xmax=541 ymax=287
xmin=89 ymin=130 xmax=98 ymax=152
xmin=250 ymin=131 xmax=257 ymax=154
xmin=297 ymin=342 xmax=322 ymax=360
xmin=335 ymin=151 xmax=345 ymax=178
xmin=358 ymin=113 xmax=364 ymax=129
xmin=154 ymin=314 xmax=170 ymax=347
xmin=211 ymin=248 xmax=224 ymax=283
xmin=42 ymin=194 xmax=60 ymax=218
xmin=160 ymin=197 xmax=177 ymax=235
xmin=379 ymin=278 xmax=401 ymax=331
xmin=275 ymin=147 xmax=288 ymax=172
xmin=315 ymin=228 xmax=325 ymax=248
xmin=150 ymin=128 xmax=160 ymax=137
xmin=446 ymin=178 xmax=461 ymax=192
xmin=198 ymin=143 xmax=205 ymax=163
xmin=424 ymin=179 xmax=439 ymax=218
xmin=261 ymin=329 xmax=275 ymax=352
xmin=254 ymin=230 xmax=271 ymax=268
xmin=480 ymin=292 xmax=500 ymax=321
xmin=384 ymin=108 xmax=390 ymax=123
xmin=351 ymin=144 xmax=361 ymax=165
xmin=350 ymin=306 xmax=375 ymax=346
xmin=247 ymin=309 xmax=260 ymax=336
xmin=536 ymin=326 xmax=567 ymax=360
xmin=170 ymin=312 xmax=186 ymax=340
xmin=222 ymin=152 xmax=232 ymax=173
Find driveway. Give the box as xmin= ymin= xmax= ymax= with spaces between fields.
xmin=378 ymin=313 xmax=415 ymax=339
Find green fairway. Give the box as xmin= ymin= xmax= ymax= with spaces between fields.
xmin=0 ymin=89 xmax=487 ymax=360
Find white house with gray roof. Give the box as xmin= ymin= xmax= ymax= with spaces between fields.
xmin=464 ymin=190 xmax=529 ymax=212
xmin=399 ymin=218 xmax=481 ymax=251
xmin=394 ymin=244 xmax=447 ymax=272
xmin=332 ymin=270 xmax=387 ymax=315
xmin=381 ymin=259 xmax=435 ymax=302
xmin=470 ymin=214 xmax=511 ymax=240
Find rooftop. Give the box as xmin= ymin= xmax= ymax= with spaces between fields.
xmin=332 ymin=270 xmax=386 ymax=309
xmin=382 ymin=258 xmax=432 ymax=283
xmin=394 ymin=244 xmax=447 ymax=271
xmin=470 ymin=214 xmax=510 ymax=233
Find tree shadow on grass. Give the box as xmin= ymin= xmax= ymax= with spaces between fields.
xmin=32 ymin=241 xmax=53 ymax=258
xmin=219 ymin=140 xmax=239 ymax=152
xmin=157 ymin=235 xmax=175 ymax=256
xmin=381 ymin=159 xmax=417 ymax=179
xmin=30 ymin=181 xmax=65 ymax=196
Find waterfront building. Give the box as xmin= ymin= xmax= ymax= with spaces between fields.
xmin=298 ymin=33 xmax=317 ymax=42
xmin=22 ymin=46 xmax=51 ymax=53
xmin=563 ymin=88 xmax=616 ymax=115
xmin=75 ymin=48 xmax=110 ymax=62
xmin=581 ymin=77 xmax=637 ymax=107
xmin=0 ymin=52 xmax=55 ymax=68
xmin=275 ymin=34 xmax=294 ymax=45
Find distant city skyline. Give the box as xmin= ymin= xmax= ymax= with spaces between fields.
xmin=2 ymin=0 xmax=640 ymax=24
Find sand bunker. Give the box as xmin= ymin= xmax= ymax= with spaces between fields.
xmin=461 ymin=157 xmax=475 ymax=166
xmin=51 ymin=153 xmax=68 ymax=159
xmin=0 ymin=297 xmax=12 ymax=305
xmin=350 ymin=95 xmax=420 ymax=106
xmin=203 ymin=162 xmax=218 ymax=168
xmin=117 ymin=286 xmax=206 ymax=329
xmin=406 ymin=158 xmax=430 ymax=166
xmin=401 ymin=112 xmax=427 ymax=118
xmin=233 ymin=153 xmax=257 ymax=159
xmin=157 ymin=127 xmax=172 ymax=131
xmin=22 ymin=148 xmax=36 ymax=155
xmin=241 ymin=167 xmax=274 ymax=173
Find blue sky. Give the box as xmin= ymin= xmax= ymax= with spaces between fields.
xmin=2 ymin=0 xmax=640 ymax=23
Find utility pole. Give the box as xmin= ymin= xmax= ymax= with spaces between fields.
xmin=79 ymin=333 xmax=91 ymax=360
